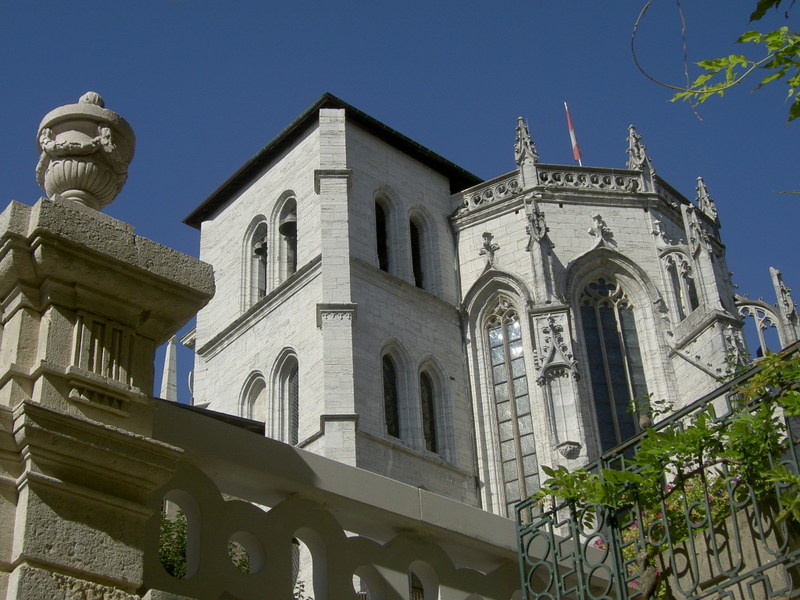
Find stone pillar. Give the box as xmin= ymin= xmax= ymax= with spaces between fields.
xmin=0 ymin=93 xmax=214 ymax=600
xmin=314 ymin=108 xmax=357 ymax=465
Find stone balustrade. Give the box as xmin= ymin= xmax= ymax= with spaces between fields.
xmin=457 ymin=172 xmax=522 ymax=212
xmin=142 ymin=400 xmax=525 ymax=600
xmin=456 ymin=166 xmax=647 ymax=214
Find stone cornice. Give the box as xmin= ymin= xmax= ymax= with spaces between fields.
xmin=12 ymin=400 xmax=182 ymax=506
xmin=197 ymin=254 xmax=322 ymax=358
xmin=350 ymin=257 xmax=461 ymax=322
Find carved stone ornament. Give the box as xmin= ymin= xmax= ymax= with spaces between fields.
xmin=479 ymin=231 xmax=500 ymax=270
xmin=588 ymin=214 xmax=614 ymax=247
xmin=695 ymin=176 xmax=719 ymax=222
xmin=514 ymin=116 xmax=538 ymax=165
xmin=771 ymin=267 xmax=797 ymax=318
xmin=525 ymin=195 xmax=549 ymax=246
xmin=557 ymin=440 xmax=582 ymax=459
xmin=534 ymin=313 xmax=579 ymax=384
xmin=36 ymin=91 xmax=135 ymax=210
xmin=52 ymin=572 xmax=136 ymax=600
xmin=650 ymin=215 xmax=670 ymax=246
xmin=626 ymin=124 xmax=655 ymax=174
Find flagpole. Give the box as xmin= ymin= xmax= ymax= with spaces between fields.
xmin=564 ymin=101 xmax=583 ymax=167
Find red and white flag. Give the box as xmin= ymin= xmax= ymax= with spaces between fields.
xmin=564 ymin=101 xmax=582 ymax=166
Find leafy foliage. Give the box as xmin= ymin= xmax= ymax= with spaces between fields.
xmin=159 ymin=508 xmax=188 ymax=579
xmin=535 ymin=352 xmax=800 ymax=596
xmin=671 ymin=1 xmax=800 ymax=121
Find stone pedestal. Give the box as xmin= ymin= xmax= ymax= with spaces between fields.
xmin=0 ymin=94 xmax=214 ymax=600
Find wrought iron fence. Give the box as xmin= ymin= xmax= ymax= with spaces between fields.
xmin=517 ymin=360 xmax=800 ymax=599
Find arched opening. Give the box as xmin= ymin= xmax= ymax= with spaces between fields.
xmin=275 ymin=354 xmax=300 ymax=444
xmin=419 ymin=370 xmax=437 ymax=454
xmin=159 ymin=489 xmax=201 ymax=579
xmin=740 ymin=305 xmax=782 ymax=357
xmin=278 ymin=197 xmax=298 ymax=282
xmin=410 ymin=217 xmax=426 ymax=289
xmin=383 ymin=354 xmax=400 ymax=439
xmin=245 ymin=219 xmax=269 ymax=307
xmin=375 ymin=200 xmax=389 ymax=272
xmin=240 ymin=373 xmax=266 ymax=422
xmin=408 ymin=561 xmax=438 ymax=600
xmin=579 ymin=277 xmax=647 ymax=452
xmin=228 ymin=530 xmax=265 ymax=574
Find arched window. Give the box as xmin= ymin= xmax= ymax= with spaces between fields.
xmin=241 ymin=373 xmax=266 ymax=421
xmin=275 ymin=354 xmax=300 ymax=444
xmin=246 ymin=221 xmax=268 ymax=307
xmin=664 ymin=253 xmax=699 ymax=321
xmin=277 ymin=198 xmax=298 ymax=282
xmin=739 ymin=304 xmax=782 ymax=357
xmin=409 ymin=572 xmax=425 ymax=600
xmin=419 ymin=371 xmax=437 ymax=454
xmin=485 ymin=296 xmax=539 ymax=516
xmin=383 ymin=355 xmax=400 ymax=438
xmin=579 ymin=278 xmax=648 ymax=452
xmin=375 ymin=200 xmax=389 ymax=272
xmin=410 ymin=218 xmax=426 ymax=289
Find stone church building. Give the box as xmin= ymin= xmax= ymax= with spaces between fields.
xmin=2 ymin=91 xmax=798 ymax=600
xmin=183 ymin=93 xmax=800 ymax=519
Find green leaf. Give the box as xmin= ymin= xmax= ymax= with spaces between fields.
xmin=788 ymin=96 xmax=800 ymax=121
xmin=750 ymin=0 xmax=784 ymax=21
xmin=738 ymin=30 xmax=763 ymax=43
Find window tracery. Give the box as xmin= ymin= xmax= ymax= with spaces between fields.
xmin=579 ymin=278 xmax=648 ymax=452
xmin=485 ymin=295 xmax=538 ymax=516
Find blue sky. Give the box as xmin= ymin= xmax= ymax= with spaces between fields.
xmin=1 ymin=2 xmax=797 ymax=402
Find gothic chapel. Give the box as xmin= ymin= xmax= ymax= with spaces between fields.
xmin=183 ymin=94 xmax=799 ymax=518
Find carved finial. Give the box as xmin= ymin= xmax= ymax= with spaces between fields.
xmin=479 ymin=232 xmax=500 ymax=270
xmin=771 ymin=267 xmax=797 ymax=318
xmin=79 ymin=91 xmax=105 ymax=107
xmin=626 ymin=125 xmax=655 ymax=174
xmin=36 ymin=92 xmax=135 ymax=211
xmin=588 ymin=214 xmax=614 ymax=247
xmin=695 ymin=177 xmax=719 ymax=222
xmin=515 ymin=116 xmax=538 ymax=165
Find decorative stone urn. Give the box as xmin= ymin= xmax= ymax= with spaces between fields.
xmin=35 ymin=91 xmax=135 ymax=210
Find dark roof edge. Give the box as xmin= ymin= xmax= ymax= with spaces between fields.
xmin=184 ymin=93 xmax=483 ymax=228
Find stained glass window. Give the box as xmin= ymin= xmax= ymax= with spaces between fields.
xmin=580 ymin=278 xmax=648 ymax=452
xmin=485 ymin=296 xmax=539 ymax=516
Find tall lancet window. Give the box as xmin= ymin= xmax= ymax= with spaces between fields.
xmin=277 ymin=356 xmax=300 ymax=445
xmin=249 ymin=222 xmax=268 ymax=305
xmin=420 ymin=371 xmax=437 ymax=454
xmin=580 ymin=278 xmax=648 ymax=452
xmin=383 ymin=355 xmax=400 ymax=438
xmin=278 ymin=198 xmax=298 ymax=281
xmin=485 ymin=296 xmax=538 ymax=516
xmin=287 ymin=364 xmax=299 ymax=445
